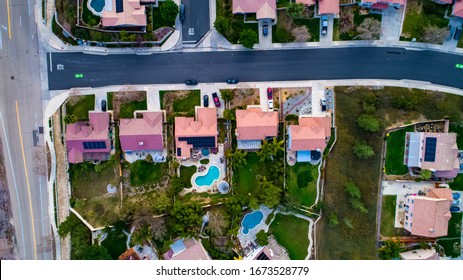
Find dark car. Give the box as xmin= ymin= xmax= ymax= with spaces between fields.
xmin=450 ymin=206 xmax=461 ymax=213
xmin=203 ymin=95 xmax=209 ymax=107
xmin=321 ymin=16 xmax=328 ymax=35
xmin=185 ymin=79 xmax=198 ymax=85
xmin=212 ymin=92 xmax=221 ymax=108
xmin=226 ymin=79 xmax=239 ymax=84
xmin=101 ymin=100 xmax=107 ymax=112
xmin=180 ymin=4 xmax=185 ymax=22
xmin=454 ymin=27 xmax=462 ymax=40
xmin=267 ymin=87 xmax=273 ymax=99
xmin=263 ymin=23 xmax=269 ymax=36
xmin=320 ymin=99 xmax=327 ymax=111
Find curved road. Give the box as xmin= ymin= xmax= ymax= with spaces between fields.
xmin=48 ymin=48 xmax=463 ymax=90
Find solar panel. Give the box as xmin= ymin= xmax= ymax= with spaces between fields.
xmin=256 ymin=252 xmax=270 ymax=260
xmin=177 ymin=147 xmax=181 ymax=157
xmin=178 ymin=136 xmax=215 ymax=148
xmin=83 ymin=141 xmax=107 ymax=150
xmin=115 ymin=0 xmax=124 ymax=13
xmin=424 ymin=137 xmax=437 ymax=162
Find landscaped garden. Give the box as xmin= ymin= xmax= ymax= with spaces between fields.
xmin=160 ymin=90 xmax=201 ymax=119
xmin=269 ymin=213 xmax=309 ymax=260
xmin=129 ymin=161 xmax=165 ymax=187
xmin=235 ymin=152 xmax=272 ymax=196
xmin=180 ymin=165 xmax=197 ymax=189
xmin=215 ymin=0 xmax=259 ymax=44
xmin=333 ymin=5 xmax=382 ymax=41
xmin=285 ymin=163 xmax=318 ymax=207
xmin=401 ymin=0 xmax=450 ymax=44
xmin=273 ymin=6 xmax=320 ymax=43
xmin=66 ymin=95 xmax=95 ymax=121
xmin=384 ymin=126 xmax=414 ymax=175
xmin=437 ymin=212 xmax=462 ymax=258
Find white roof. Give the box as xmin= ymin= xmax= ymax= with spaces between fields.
xmin=407 ymin=132 xmax=422 ymax=167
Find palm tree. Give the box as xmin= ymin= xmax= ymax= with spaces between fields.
xmin=257 ymin=137 xmax=284 ymax=162
xmin=379 ymin=239 xmax=405 ymax=260
xmin=208 ymin=210 xmax=229 ymax=236
xmin=226 ymin=149 xmax=247 ymax=170
xmin=64 ymin=114 xmax=78 ymax=124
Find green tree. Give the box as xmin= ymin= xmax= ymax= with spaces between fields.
xmin=220 ymin=90 xmax=234 ymax=102
xmin=223 ymin=109 xmax=236 ymax=121
xmin=207 ymin=209 xmax=229 ymax=236
xmin=146 ymin=154 xmax=153 ymax=163
xmin=329 ymin=213 xmax=339 ymax=227
xmin=160 ymin=0 xmax=179 ymax=26
xmin=353 ymin=141 xmax=374 ymax=159
xmin=64 ymin=114 xmax=77 ymax=124
xmin=256 ymin=230 xmax=269 ymax=246
xmin=256 ymin=176 xmax=282 ymax=208
xmin=420 ymin=169 xmax=432 ymax=181
xmin=239 ymin=29 xmax=258 ymax=49
xmin=257 ymin=138 xmax=284 ymax=162
xmin=214 ymin=16 xmax=230 ymax=35
xmin=81 ymin=244 xmax=112 ymax=260
xmin=379 ymin=239 xmax=405 ymax=260
xmin=357 ymin=114 xmax=380 ymax=133
xmin=171 ymin=202 xmax=203 ymax=236
xmin=120 ymin=30 xmax=129 ymax=41
xmin=90 ymin=31 xmax=103 ymax=42
xmin=344 ymin=182 xmax=361 ymax=199
xmin=225 ymin=149 xmax=247 ymax=170
xmin=287 ymin=3 xmax=305 ymax=19
xmin=248 ymin=197 xmax=260 ymax=210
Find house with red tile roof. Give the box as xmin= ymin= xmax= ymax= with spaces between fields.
xmin=453 ymin=0 xmax=463 ymax=18
xmin=102 ymin=0 xmax=147 ymax=27
xmin=163 ymin=238 xmax=211 ymax=260
xmin=66 ymin=112 xmax=111 ymax=163
xmin=318 ymin=0 xmax=340 ymax=15
xmin=119 ymin=111 xmax=164 ymax=152
xmin=359 ymin=0 xmax=405 ymax=13
xmin=232 ymin=0 xmax=277 ymax=20
xmin=403 ymin=188 xmax=453 ymax=238
xmin=288 ymin=116 xmax=331 ymax=162
xmin=404 ymin=132 xmax=460 ymax=179
xmin=175 ymin=107 xmax=217 ymax=159
xmin=235 ymin=107 xmax=279 ymax=150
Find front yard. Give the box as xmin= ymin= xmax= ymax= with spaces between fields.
xmin=235 ymin=152 xmax=271 ymax=196
xmin=333 ymin=5 xmax=382 ymax=41
xmin=119 ymin=100 xmax=147 ymax=119
xmin=160 ymin=90 xmax=201 ymax=118
xmin=269 ymin=213 xmax=310 ymax=260
xmin=384 ymin=126 xmax=414 ymax=175
xmin=285 ymin=163 xmax=318 ymax=207
xmin=215 ymin=0 xmax=259 ymax=44
xmin=437 ymin=212 xmax=462 ymax=258
xmin=66 ymin=95 xmax=95 ymax=121
xmin=273 ymin=8 xmax=320 ymax=43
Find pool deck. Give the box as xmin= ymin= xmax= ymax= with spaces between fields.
xmin=237 ymin=206 xmax=273 ymax=248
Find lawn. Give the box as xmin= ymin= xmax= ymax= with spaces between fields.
xmin=235 ymin=152 xmax=271 ymax=196
xmin=380 ymin=195 xmax=397 ymax=237
xmin=269 ymin=213 xmax=310 ymax=260
xmin=401 ymin=0 xmax=449 ymax=42
xmin=333 ymin=6 xmax=382 ymax=41
xmin=449 ymin=174 xmax=463 ymax=191
xmin=72 ymin=195 xmax=120 ymax=228
xmin=216 ymin=0 xmax=259 ymax=44
xmin=273 ymin=9 xmax=320 ymax=43
xmin=449 ymin=123 xmax=463 ymax=149
xmin=152 ymin=1 xmax=176 ymax=29
xmin=437 ymin=212 xmax=462 ymax=258
xmin=277 ymin=0 xmax=291 ymax=8
xmin=66 ymin=95 xmax=95 ymax=121
xmin=180 ymin=165 xmax=197 ymax=188
xmin=458 ymin=35 xmax=463 ymax=48
xmin=384 ymin=126 xmax=414 ymax=175
xmin=119 ymin=100 xmax=147 ymax=119
xmin=107 ymin=92 xmax=113 ymax=110
xmin=286 ymin=163 xmax=318 ymax=207
xmin=160 ymin=90 xmax=201 ymax=117
xmin=129 ymin=161 xmax=164 ymax=186
xmin=101 ymin=224 xmax=128 ymax=259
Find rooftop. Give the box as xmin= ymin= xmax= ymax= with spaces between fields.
xmin=288 ymin=116 xmax=331 ymax=152
xmin=318 ymin=0 xmax=339 ymax=15
xmin=232 ymin=0 xmax=277 ymax=20
xmin=119 ymin=111 xmax=164 ymax=151
xmin=164 ymin=238 xmax=211 ymax=260
xmin=235 ymin=107 xmax=278 ymax=141
xmin=453 ymin=0 xmax=463 ymax=18
xmin=102 ymin=0 xmax=147 ymax=27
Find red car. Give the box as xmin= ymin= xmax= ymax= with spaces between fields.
xmin=212 ymin=92 xmax=221 ymax=108
xmin=267 ymin=87 xmax=273 ymax=99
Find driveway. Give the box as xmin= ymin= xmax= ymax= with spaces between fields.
xmin=319 ymin=15 xmax=333 ymax=46
xmin=443 ymin=17 xmax=463 ymax=50
xmin=181 ymin=0 xmax=210 ymax=44
xmin=258 ymin=19 xmax=272 ymax=49
xmin=380 ymin=7 xmax=405 ymax=41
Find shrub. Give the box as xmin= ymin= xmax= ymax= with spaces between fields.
xmin=357 ymin=114 xmax=380 ymax=133
xmin=353 ymin=141 xmax=374 ymax=159
xmin=239 ymin=29 xmax=258 ymax=49
xmin=256 ymin=230 xmax=269 ymax=246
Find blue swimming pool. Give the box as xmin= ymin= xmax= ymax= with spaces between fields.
xmin=89 ymin=0 xmax=105 ymax=14
xmin=195 ymin=166 xmax=220 ymax=187
xmin=241 ymin=210 xmax=264 ymax=235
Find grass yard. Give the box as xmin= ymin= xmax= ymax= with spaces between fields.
xmin=180 ymin=165 xmax=197 ymax=188
xmin=449 ymin=123 xmax=463 ymax=149
xmin=66 ymin=95 xmax=95 ymax=121
xmin=179 ymin=191 xmax=231 ymax=205
xmin=101 ymin=225 xmax=128 ymax=259
xmin=160 ymin=90 xmax=201 ymax=117
xmin=235 ymin=152 xmax=272 ymax=196
xmin=72 ymin=195 xmax=120 ymax=227
xmin=269 ymin=213 xmax=310 ymax=260
xmin=384 ymin=126 xmax=414 ymax=175
xmin=273 ymin=9 xmax=320 ymax=43
xmin=286 ymin=163 xmax=318 ymax=207
xmin=437 ymin=212 xmax=462 ymax=258
xmin=107 ymin=92 xmax=113 ymax=110
xmin=216 ymin=0 xmax=259 ymax=44
xmin=449 ymin=174 xmax=463 ymax=191
xmin=69 ymin=160 xmax=119 ymax=199
xmin=380 ymin=195 xmax=398 ymax=237
xmin=119 ymin=100 xmax=147 ymax=119
xmin=401 ymin=0 xmax=449 ymax=42
xmin=152 ymin=1 xmax=176 ymax=29
xmin=129 ymin=161 xmax=164 ymax=186
xmin=277 ymin=0 xmax=291 ymax=8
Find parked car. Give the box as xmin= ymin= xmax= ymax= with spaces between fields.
xmin=268 ymin=100 xmax=274 ymax=111
xmin=180 ymin=4 xmax=185 ymax=22
xmin=320 ymin=99 xmax=327 ymax=111
xmin=212 ymin=92 xmax=221 ymax=107
xmin=185 ymin=79 xmax=198 ymax=85
xmin=450 ymin=206 xmax=461 ymax=213
xmin=226 ymin=79 xmax=239 ymax=84
xmin=267 ymin=87 xmax=273 ymax=99
xmin=203 ymin=95 xmax=209 ymax=107
xmin=454 ymin=26 xmax=462 ymax=40
xmin=321 ymin=16 xmax=328 ymax=35
xmin=101 ymin=100 xmax=107 ymax=112
xmin=452 ymin=198 xmax=461 ymax=205
xmin=263 ymin=23 xmax=268 ymax=36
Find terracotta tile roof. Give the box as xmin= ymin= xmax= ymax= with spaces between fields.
xmin=118 ymin=248 xmax=141 ymax=260
xmin=233 ymin=0 xmax=276 ymax=19
xmin=119 ymin=112 xmax=164 ymax=151
xmin=235 ymin=107 xmax=278 ymax=141
xmin=288 ymin=116 xmax=331 ymax=151
xmin=102 ymin=0 xmax=147 ymax=27
xmin=453 ymin=0 xmax=463 ymax=18
xmin=318 ymin=0 xmax=339 ymax=15
xmin=165 ymin=238 xmax=211 ymax=260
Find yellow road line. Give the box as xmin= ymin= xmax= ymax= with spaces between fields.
xmin=15 ymin=101 xmax=37 ymax=260
xmin=6 ymin=0 xmax=12 ymax=39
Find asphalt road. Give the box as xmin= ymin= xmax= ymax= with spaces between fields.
xmin=48 ymin=48 xmax=463 ymax=90
xmin=181 ymin=0 xmax=210 ymax=43
xmin=0 ymin=0 xmax=52 ymax=260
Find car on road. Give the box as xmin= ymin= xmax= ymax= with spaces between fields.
xmin=456 ymin=63 xmax=463 ymax=69
xmin=268 ymin=100 xmax=274 ymax=111
xmin=263 ymin=23 xmax=269 ymax=36
xmin=185 ymin=79 xmax=198 ymax=85
xmin=226 ymin=79 xmax=239 ymax=84
xmin=321 ymin=17 xmax=328 ymax=35
xmin=320 ymin=99 xmax=327 ymax=111
xmin=450 ymin=206 xmax=461 ymax=213
xmin=180 ymin=4 xmax=185 ymax=22
xmin=267 ymin=87 xmax=273 ymax=99
xmin=203 ymin=95 xmax=209 ymax=107
xmin=101 ymin=100 xmax=107 ymax=112
xmin=454 ymin=27 xmax=462 ymax=40
xmin=212 ymin=92 xmax=221 ymax=107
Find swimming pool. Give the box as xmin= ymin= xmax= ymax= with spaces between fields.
xmin=194 ymin=166 xmax=220 ymax=187
xmin=241 ymin=210 xmax=264 ymax=235
xmin=88 ymin=0 xmax=105 ymax=15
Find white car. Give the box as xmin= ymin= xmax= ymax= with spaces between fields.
xmin=268 ymin=100 xmax=274 ymax=111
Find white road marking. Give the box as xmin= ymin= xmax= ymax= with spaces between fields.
xmin=19 ymin=16 xmax=22 ymax=28
xmin=49 ymin=53 xmax=52 ymax=72
xmin=0 ymin=111 xmax=27 ymax=258
xmin=28 ymin=0 xmax=31 ymax=15
xmin=0 ymin=29 xmax=2 ymax=50
xmin=35 ymin=123 xmax=38 ymax=129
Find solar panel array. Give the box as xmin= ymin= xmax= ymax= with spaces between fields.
xmin=83 ymin=141 xmax=107 ymax=150
xmin=116 ymin=0 xmax=124 ymax=13
xmin=177 ymin=147 xmax=181 ymax=157
xmin=255 ymin=252 xmax=270 ymax=260
xmin=178 ymin=136 xmax=215 ymax=148
xmin=424 ymin=137 xmax=437 ymax=162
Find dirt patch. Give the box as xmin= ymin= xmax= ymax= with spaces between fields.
xmin=226 ymin=86 xmax=260 ymax=109
xmin=161 ymin=90 xmax=192 ymax=116
xmin=278 ymin=87 xmax=309 ymax=103
xmin=110 ymin=88 xmax=146 ymax=120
